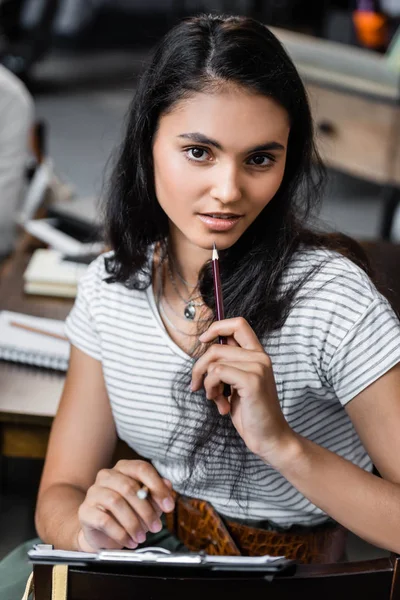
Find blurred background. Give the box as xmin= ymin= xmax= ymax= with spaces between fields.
xmin=1 ymin=0 xmax=400 ymax=239
xmin=1 ymin=0 xmax=400 ymax=563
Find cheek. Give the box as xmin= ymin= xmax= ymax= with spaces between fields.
xmin=154 ymin=153 xmax=182 ymax=196
xmin=252 ymin=165 xmax=286 ymax=209
xmin=154 ymin=154 xmax=205 ymax=202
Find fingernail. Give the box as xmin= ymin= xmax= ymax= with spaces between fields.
xmin=127 ymin=539 xmax=138 ymax=549
xmin=150 ymin=519 xmax=162 ymax=533
xmin=199 ymin=333 xmax=206 ymax=341
xmin=189 ymin=381 xmax=193 ymax=391
xmin=163 ymin=498 xmax=175 ymax=512
xmin=136 ymin=530 xmax=146 ymax=544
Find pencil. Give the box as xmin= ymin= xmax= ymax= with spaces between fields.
xmin=10 ymin=320 xmax=68 ymax=342
xmin=211 ymin=242 xmax=231 ymax=398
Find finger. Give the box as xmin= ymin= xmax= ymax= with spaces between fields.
xmin=79 ymin=503 xmax=138 ymax=550
xmin=204 ymin=362 xmax=258 ymax=401
xmin=192 ymin=345 xmax=266 ymax=391
xmin=206 ymin=390 xmax=231 ymax=416
xmin=149 ymin=482 xmax=173 ymax=519
xmin=113 ymin=460 xmax=174 ymax=510
xmin=199 ymin=317 xmax=264 ymax=351
xmin=96 ymin=468 xmax=165 ymax=533
xmin=149 ymin=497 xmax=163 ymax=520
xmin=86 ymin=485 xmax=147 ymax=544
xmin=204 ymin=365 xmax=234 ymax=406
xmin=77 ymin=528 xmax=124 ymax=552
xmin=115 ymin=460 xmax=175 ymax=515
xmin=202 ymin=336 xmax=239 ymax=350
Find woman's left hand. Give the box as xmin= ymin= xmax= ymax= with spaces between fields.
xmin=191 ymin=317 xmax=294 ymax=462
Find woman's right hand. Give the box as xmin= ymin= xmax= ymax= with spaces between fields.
xmin=77 ymin=459 xmax=175 ymax=551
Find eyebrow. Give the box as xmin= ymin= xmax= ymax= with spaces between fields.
xmin=178 ymin=132 xmax=285 ymax=153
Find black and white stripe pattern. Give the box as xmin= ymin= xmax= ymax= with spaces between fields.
xmin=65 ymin=248 xmax=400 ymax=527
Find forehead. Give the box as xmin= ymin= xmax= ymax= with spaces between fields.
xmin=156 ymin=87 xmax=290 ymax=149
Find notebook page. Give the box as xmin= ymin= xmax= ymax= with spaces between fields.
xmin=0 ymin=311 xmax=70 ymax=370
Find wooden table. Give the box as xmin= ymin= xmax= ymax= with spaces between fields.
xmin=0 ymin=250 xmax=72 ymax=459
xmin=0 ymin=248 xmax=134 ymax=464
xmin=0 ymin=241 xmax=399 ymax=462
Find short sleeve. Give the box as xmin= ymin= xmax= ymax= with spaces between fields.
xmin=290 ymin=250 xmax=400 ymax=407
xmin=64 ymin=255 xmax=104 ymax=361
xmin=327 ymin=294 xmax=400 ymax=405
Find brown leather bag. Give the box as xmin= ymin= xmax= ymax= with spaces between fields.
xmin=165 ymin=494 xmax=347 ymax=564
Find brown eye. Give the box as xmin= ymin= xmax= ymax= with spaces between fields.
xmin=185 ymin=147 xmax=210 ymax=163
xmin=190 ymin=147 xmax=206 ymax=159
xmin=250 ymin=154 xmax=271 ymax=166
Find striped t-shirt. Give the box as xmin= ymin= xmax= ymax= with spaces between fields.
xmin=65 ymin=246 xmax=400 ymax=527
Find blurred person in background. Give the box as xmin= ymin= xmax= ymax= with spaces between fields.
xmin=0 ymin=63 xmax=33 ymax=259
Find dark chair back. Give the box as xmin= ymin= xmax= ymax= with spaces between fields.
xmin=33 ymin=554 xmax=400 ymax=600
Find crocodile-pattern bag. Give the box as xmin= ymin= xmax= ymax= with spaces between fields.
xmin=165 ymin=494 xmax=347 ymax=564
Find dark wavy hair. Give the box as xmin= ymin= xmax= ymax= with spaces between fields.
xmin=104 ymin=14 xmax=372 ymax=504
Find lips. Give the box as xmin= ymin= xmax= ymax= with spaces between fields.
xmin=197 ymin=213 xmax=242 ymax=231
xmin=201 ymin=213 xmax=242 ymax=219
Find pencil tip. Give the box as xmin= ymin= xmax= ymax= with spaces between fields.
xmin=213 ymin=241 xmax=216 ymax=250
xmin=212 ymin=242 xmax=218 ymax=261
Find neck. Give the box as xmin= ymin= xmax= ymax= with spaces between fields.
xmin=167 ymin=233 xmax=212 ymax=288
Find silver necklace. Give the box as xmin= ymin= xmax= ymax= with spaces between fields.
xmin=162 ymin=290 xmax=209 ymax=323
xmin=167 ymin=260 xmax=204 ymax=321
xmin=158 ymin=299 xmax=200 ymax=337
xmin=156 ymin=261 xmax=202 ymax=342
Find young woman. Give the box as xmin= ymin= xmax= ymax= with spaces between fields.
xmin=25 ymin=12 xmax=400 ymax=571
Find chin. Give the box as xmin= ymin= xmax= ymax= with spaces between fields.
xmin=190 ymin=232 xmax=241 ymax=252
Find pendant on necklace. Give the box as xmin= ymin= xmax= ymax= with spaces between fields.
xmin=184 ymin=301 xmax=196 ymax=320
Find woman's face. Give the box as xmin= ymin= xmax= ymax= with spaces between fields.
xmin=152 ymin=86 xmax=290 ymax=252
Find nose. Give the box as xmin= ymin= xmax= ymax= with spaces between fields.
xmin=209 ymin=162 xmax=243 ymax=204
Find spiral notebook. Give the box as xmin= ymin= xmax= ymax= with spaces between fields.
xmin=0 ymin=311 xmax=70 ymax=371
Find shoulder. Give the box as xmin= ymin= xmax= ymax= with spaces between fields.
xmin=80 ymin=251 xmax=112 ymax=287
xmin=75 ymin=251 xmax=120 ymax=307
xmin=77 ymin=250 xmax=152 ymax=307
xmin=280 ymin=246 xmax=397 ymax=345
xmin=88 ymin=250 xmax=113 ymax=277
xmin=287 ymin=246 xmax=380 ymax=305
xmin=277 ymin=247 xmax=400 ymax=391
